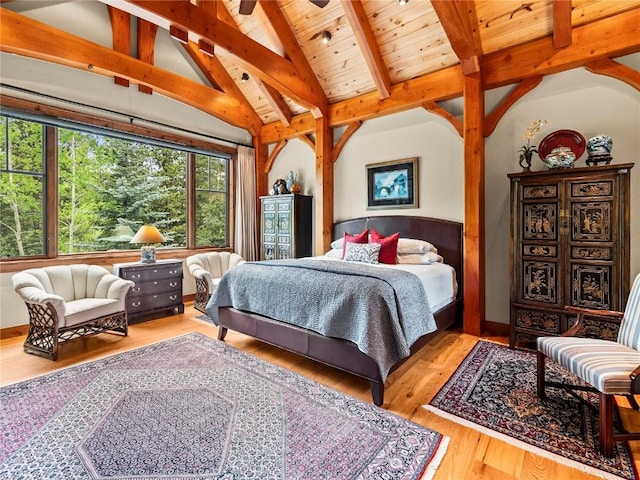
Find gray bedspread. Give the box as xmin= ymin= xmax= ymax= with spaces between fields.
xmin=205 ymin=259 xmax=436 ymax=380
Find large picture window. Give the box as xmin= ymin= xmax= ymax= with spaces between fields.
xmin=0 ymin=112 xmax=232 ymax=260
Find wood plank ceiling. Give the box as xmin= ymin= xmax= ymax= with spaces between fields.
xmin=2 ymin=0 xmax=638 ymax=138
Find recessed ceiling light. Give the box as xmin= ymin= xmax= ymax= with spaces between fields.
xmin=322 ymin=30 xmax=332 ymax=45
xmin=398 ymin=0 xmax=408 ymax=5
xmin=241 ymin=72 xmax=249 ymax=83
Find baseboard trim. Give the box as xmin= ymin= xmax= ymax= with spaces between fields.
xmin=483 ymin=320 xmax=509 ymax=336
xmin=0 ymin=324 xmax=28 ymax=340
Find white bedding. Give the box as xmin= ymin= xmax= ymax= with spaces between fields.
xmin=309 ymin=256 xmax=458 ymax=312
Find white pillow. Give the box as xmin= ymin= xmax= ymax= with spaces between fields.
xmin=344 ymin=242 xmax=380 ymax=264
xmin=331 ymin=236 xmax=437 ymax=254
xmin=396 ymin=252 xmax=443 ymax=264
xmin=324 ymin=249 xmax=343 ymax=259
xmin=330 ymin=236 xmax=369 ymax=250
xmin=396 ymin=238 xmax=437 ymax=254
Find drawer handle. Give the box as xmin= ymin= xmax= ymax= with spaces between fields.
xmin=153 ymin=281 xmax=158 ymax=285
xmin=133 ymin=287 xmax=141 ymax=293
xmin=131 ymin=274 xmax=141 ymax=280
xmin=169 ymin=269 xmax=178 ymax=275
xmin=132 ymin=301 xmax=141 ymax=307
xmin=170 ymin=282 xmax=177 ymax=287
xmin=170 ymin=294 xmax=178 ymax=300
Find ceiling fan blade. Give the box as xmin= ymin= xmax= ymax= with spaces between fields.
xmin=310 ymin=0 xmax=330 ymax=7
xmin=239 ymin=0 xmax=257 ymax=15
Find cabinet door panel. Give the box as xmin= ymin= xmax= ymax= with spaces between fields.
xmin=571 ymin=264 xmax=612 ymax=309
xmin=571 ymin=201 xmax=612 ymax=242
xmin=523 ymin=203 xmax=557 ymax=240
xmin=522 ymin=261 xmax=558 ymax=304
xmin=263 ymin=212 xmax=276 ymax=235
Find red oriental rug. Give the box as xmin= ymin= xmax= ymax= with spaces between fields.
xmin=425 ymin=340 xmax=638 ymax=480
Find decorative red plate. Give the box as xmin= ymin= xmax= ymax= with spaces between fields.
xmin=537 ymin=129 xmax=586 ymax=160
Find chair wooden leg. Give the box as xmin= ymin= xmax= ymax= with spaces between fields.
xmin=600 ymin=392 xmax=614 ymax=457
xmin=536 ymin=351 xmax=546 ymax=399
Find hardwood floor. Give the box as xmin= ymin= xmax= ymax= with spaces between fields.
xmin=2 ymin=304 xmax=638 ymax=479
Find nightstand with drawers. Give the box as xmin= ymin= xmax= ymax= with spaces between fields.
xmin=113 ymin=259 xmax=184 ymax=323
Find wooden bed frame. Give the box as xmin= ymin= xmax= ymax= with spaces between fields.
xmin=216 ymin=215 xmax=464 ymax=406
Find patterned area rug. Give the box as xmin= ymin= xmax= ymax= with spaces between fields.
xmin=425 ymin=340 xmax=638 ymax=480
xmin=1 ymin=333 xmax=448 ymax=479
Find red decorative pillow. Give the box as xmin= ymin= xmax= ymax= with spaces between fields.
xmin=341 ymin=229 xmax=368 ymax=259
xmin=370 ymin=228 xmax=400 ymax=264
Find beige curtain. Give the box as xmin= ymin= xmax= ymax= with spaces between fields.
xmin=235 ymin=145 xmax=259 ymax=261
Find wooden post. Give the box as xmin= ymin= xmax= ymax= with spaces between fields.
xmin=463 ymin=71 xmax=485 ymax=336
xmin=314 ymin=117 xmax=333 ymax=255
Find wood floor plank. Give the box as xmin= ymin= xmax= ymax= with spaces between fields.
xmin=1 ymin=303 xmax=638 ymax=480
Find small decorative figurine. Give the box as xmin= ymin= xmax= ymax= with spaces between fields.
xmin=272 ymin=178 xmax=289 ymax=195
xmin=586 ymin=135 xmax=613 ymax=166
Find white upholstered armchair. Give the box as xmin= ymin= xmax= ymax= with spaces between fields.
xmin=12 ymin=264 xmax=135 ymax=360
xmin=186 ymin=252 xmax=245 ymax=313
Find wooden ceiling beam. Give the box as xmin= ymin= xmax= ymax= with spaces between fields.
xmin=298 ymin=134 xmax=315 ymax=150
xmin=484 ymin=76 xmax=543 ymax=137
xmin=256 ymin=0 xmax=328 ymax=118
xmin=103 ymin=0 xmax=326 ymax=115
xmin=261 ymin=65 xmax=464 ymax=143
xmin=182 ymin=42 xmax=262 ymax=134
xmin=585 ymin=57 xmax=640 ymax=91
xmin=341 ymin=0 xmax=391 ymax=99
xmin=254 ymin=78 xmax=293 ymax=127
xmin=265 ymin=139 xmax=287 ymax=173
xmin=215 ymin=1 xmax=293 ymax=127
xmin=422 ymin=101 xmax=463 ymax=137
xmin=431 ymin=0 xmax=482 ymax=75
xmin=483 ymin=8 xmax=640 ymax=89
xmin=0 ymin=9 xmax=258 ymax=134
xmin=106 ymin=5 xmax=130 ymax=88
xmin=331 ymin=120 xmax=362 ymax=163
xmin=552 ymin=0 xmax=572 ymax=49
xmin=137 ymin=19 xmax=158 ymax=94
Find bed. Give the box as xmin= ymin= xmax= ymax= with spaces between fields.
xmin=207 ymin=215 xmax=463 ymax=406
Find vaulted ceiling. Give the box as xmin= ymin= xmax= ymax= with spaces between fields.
xmin=2 ymin=0 xmax=639 ymax=144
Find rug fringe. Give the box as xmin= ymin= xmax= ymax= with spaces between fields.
xmin=423 ymin=405 xmax=628 ymax=480
xmin=420 ymin=436 xmax=450 ymax=480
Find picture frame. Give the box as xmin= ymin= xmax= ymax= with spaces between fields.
xmin=366 ymin=157 xmax=419 ymax=210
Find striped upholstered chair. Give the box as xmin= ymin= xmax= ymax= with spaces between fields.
xmin=537 ymin=273 xmax=640 ymax=456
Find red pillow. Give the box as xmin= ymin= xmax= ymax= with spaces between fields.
xmin=341 ymin=229 xmax=368 ymax=259
xmin=370 ymin=228 xmax=400 ymax=264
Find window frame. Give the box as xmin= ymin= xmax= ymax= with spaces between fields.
xmin=0 ymin=96 xmax=237 ymax=272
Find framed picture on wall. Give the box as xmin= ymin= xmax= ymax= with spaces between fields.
xmin=366 ymin=157 xmax=419 ymax=210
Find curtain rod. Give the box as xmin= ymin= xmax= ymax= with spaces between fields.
xmin=0 ymin=83 xmax=254 ymax=149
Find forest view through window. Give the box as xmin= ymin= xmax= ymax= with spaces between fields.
xmin=0 ymin=114 xmax=231 ymax=259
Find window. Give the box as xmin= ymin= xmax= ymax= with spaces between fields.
xmin=57 ymin=129 xmax=187 ymax=254
xmin=0 ymin=112 xmax=233 ymax=260
xmin=195 ymin=153 xmax=229 ymax=247
xmin=0 ymin=117 xmax=46 ymax=258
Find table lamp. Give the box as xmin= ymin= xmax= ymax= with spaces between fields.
xmin=130 ymin=225 xmax=166 ymax=263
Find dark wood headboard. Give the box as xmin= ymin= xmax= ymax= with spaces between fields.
xmin=333 ymin=215 xmax=463 ymax=300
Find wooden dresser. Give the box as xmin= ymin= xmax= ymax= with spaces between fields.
xmin=113 ymin=259 xmax=184 ymax=323
xmin=508 ymin=163 xmax=633 ymax=347
xmin=260 ymin=194 xmax=312 ymax=260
